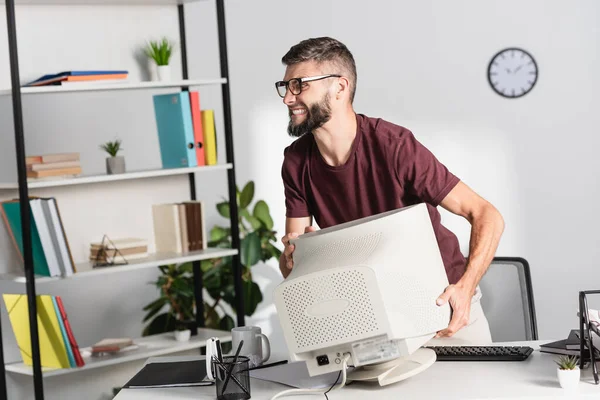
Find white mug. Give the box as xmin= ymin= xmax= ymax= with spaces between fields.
xmin=231 ymin=326 xmax=270 ymax=368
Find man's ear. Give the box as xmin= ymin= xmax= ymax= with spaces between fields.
xmin=335 ymin=76 xmax=350 ymax=100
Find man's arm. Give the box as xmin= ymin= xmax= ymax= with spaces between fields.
xmin=279 ymin=216 xmax=313 ymax=278
xmin=435 ymin=181 xmax=505 ymax=337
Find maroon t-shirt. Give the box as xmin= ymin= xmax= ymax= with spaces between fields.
xmin=281 ymin=113 xmax=466 ymax=284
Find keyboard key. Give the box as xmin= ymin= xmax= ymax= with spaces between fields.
xmin=424 ymin=346 xmax=533 ymax=361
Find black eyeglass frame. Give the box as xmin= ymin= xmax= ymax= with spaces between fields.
xmin=579 ymin=290 xmax=600 ymax=384
xmin=275 ymin=74 xmax=342 ymax=98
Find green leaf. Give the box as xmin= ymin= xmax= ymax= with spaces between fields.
xmin=143 ymin=297 xmax=168 ymax=322
xmin=142 ymin=312 xmax=175 ymax=336
xmin=239 ymin=181 xmax=255 ymax=209
xmin=200 ymin=259 xmax=213 ymax=273
xmin=171 ymin=279 xmax=194 ymax=297
xmin=240 ymin=209 xmax=261 ymax=230
xmin=253 ymin=200 xmax=273 ymax=230
xmin=217 ymin=202 xmax=230 ymax=218
xmin=179 ymin=262 xmax=193 ymax=274
xmin=204 ymin=303 xmax=220 ymax=330
xmin=243 ymin=280 xmax=263 ymax=316
xmin=158 ymin=265 xmax=169 ymax=274
xmin=241 ymin=232 xmax=261 ymax=267
xmin=210 ymin=226 xmax=229 ymax=242
xmin=219 ymin=315 xmax=235 ymax=332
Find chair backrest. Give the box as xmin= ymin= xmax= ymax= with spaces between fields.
xmin=478 ymin=257 xmax=538 ymax=341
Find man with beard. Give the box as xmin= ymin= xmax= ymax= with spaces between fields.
xmin=276 ymin=37 xmax=505 ymax=343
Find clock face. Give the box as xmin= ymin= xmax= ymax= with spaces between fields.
xmin=488 ymin=48 xmax=538 ymax=99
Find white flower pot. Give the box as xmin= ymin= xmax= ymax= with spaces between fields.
xmin=174 ymin=329 xmax=191 ymax=342
xmin=557 ymin=367 xmax=580 ymax=390
xmin=106 ymin=156 xmax=125 ymax=175
xmin=157 ymin=65 xmax=171 ymax=82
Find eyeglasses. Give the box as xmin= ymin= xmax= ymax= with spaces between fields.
xmin=579 ymin=290 xmax=600 ymax=384
xmin=275 ymin=74 xmax=341 ymax=98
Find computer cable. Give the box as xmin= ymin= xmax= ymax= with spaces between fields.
xmin=269 ymin=354 xmax=351 ymax=400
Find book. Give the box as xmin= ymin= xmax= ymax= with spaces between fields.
xmin=51 ymin=297 xmax=76 ymax=368
xmin=0 ymin=200 xmax=52 ymax=277
xmin=153 ymin=92 xmax=197 ymax=169
xmin=200 ymin=109 xmax=217 ymax=165
xmin=54 ymin=296 xmax=85 ymax=367
xmin=189 ymin=91 xmax=206 ymax=166
xmin=25 ymin=70 xmax=128 ymax=87
xmin=91 ymin=338 xmax=133 ymax=353
xmin=3 ymin=294 xmax=71 ymax=369
xmin=123 ymin=360 xmax=212 ymax=388
xmin=152 ymin=204 xmax=183 ymax=253
xmin=27 ymin=166 xmax=82 ymax=179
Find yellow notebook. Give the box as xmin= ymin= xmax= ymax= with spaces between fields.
xmin=3 ymin=294 xmax=71 ymax=369
xmin=200 ymin=109 xmax=217 ymax=165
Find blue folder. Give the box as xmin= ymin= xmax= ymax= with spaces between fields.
xmin=152 ymin=92 xmax=197 ymax=169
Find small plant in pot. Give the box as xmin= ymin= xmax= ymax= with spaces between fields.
xmin=100 ymin=139 xmax=125 ymax=175
xmin=142 ymin=263 xmax=195 ymax=341
xmin=144 ymin=37 xmax=174 ymax=81
xmin=555 ymin=355 xmax=580 ymax=390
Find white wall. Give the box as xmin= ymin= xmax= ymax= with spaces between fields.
xmin=1 ymin=0 xmax=599 ymax=398
xmin=222 ymin=0 xmax=600 ymax=357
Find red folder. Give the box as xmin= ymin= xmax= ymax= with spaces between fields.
xmin=55 ymin=296 xmax=85 ymax=367
xmin=189 ymin=91 xmax=206 ymax=166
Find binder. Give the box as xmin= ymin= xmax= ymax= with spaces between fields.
xmin=153 ymin=92 xmax=197 ymax=169
xmin=201 ymin=109 xmax=217 ymax=165
xmin=189 ymin=91 xmax=206 ymax=166
xmin=3 ymin=294 xmax=71 ymax=369
xmin=0 ymin=200 xmax=52 ymax=277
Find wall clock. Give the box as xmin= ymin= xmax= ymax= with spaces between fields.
xmin=488 ymin=47 xmax=538 ymax=99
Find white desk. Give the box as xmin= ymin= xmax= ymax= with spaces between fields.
xmin=114 ymin=341 xmax=600 ymax=399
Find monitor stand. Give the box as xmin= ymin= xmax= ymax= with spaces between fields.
xmin=346 ymin=347 xmax=436 ymax=386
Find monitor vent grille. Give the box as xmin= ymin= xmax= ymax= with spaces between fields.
xmin=295 ymin=232 xmax=382 ymax=269
xmin=282 ymin=270 xmax=379 ymax=350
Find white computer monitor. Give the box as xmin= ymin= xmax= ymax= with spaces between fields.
xmin=273 ymin=203 xmax=452 ymax=386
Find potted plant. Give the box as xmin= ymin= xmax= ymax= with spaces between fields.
xmin=144 ymin=37 xmax=174 ymax=81
xmin=142 ymin=180 xmax=281 ymax=335
xmin=555 ymin=355 xmax=580 ymax=390
xmin=142 ymin=263 xmax=195 ymax=341
xmin=100 ymin=139 xmax=125 ymax=174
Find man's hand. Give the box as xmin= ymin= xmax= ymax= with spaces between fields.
xmin=435 ymin=283 xmax=475 ymax=338
xmin=280 ymin=226 xmax=316 ymax=278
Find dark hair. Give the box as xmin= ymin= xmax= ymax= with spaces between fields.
xmin=282 ymin=37 xmax=357 ymax=103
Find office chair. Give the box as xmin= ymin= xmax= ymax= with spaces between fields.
xmin=479 ymin=257 xmax=538 ymax=341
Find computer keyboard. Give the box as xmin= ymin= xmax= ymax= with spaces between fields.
xmin=424 ymin=345 xmax=534 ymax=361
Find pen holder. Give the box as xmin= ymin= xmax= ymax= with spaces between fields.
xmin=216 ymin=356 xmax=251 ymax=400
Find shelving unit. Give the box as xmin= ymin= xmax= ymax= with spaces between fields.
xmin=0 ymin=0 xmax=244 ymax=399
xmin=1 ymin=248 xmax=239 ymax=283
xmin=0 ymin=163 xmax=232 ymax=190
xmin=0 ymin=78 xmax=227 ymax=95
xmin=5 ymin=329 xmax=232 ymax=377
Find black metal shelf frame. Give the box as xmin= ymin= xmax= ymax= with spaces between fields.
xmin=0 ymin=1 xmax=245 ymax=398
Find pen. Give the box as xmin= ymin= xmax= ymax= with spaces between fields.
xmin=214 ymin=339 xmax=224 ymax=379
xmin=221 ymin=340 xmax=244 ymax=395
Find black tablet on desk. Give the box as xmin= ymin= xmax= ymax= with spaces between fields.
xmin=123 ymin=360 xmax=214 ymax=388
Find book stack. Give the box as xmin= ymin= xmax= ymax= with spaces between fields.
xmin=152 ymin=201 xmax=206 ymax=253
xmin=91 ymin=338 xmax=135 ymax=356
xmin=24 ymin=70 xmax=129 ymax=87
xmin=0 ymin=198 xmax=76 ymax=277
xmin=539 ymin=329 xmax=599 ymax=357
xmin=3 ymin=294 xmax=85 ymax=369
xmin=152 ymin=91 xmax=217 ymax=169
xmin=89 ymin=237 xmax=148 ymax=264
xmin=26 ymin=153 xmax=82 ymax=180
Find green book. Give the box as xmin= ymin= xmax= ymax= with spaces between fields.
xmin=1 ymin=201 xmax=51 ymax=277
